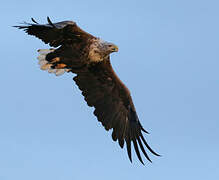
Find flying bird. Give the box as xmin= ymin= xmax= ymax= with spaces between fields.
xmin=14 ymin=17 xmax=160 ymax=164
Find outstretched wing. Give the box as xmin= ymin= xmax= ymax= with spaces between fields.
xmin=13 ymin=17 xmax=94 ymax=47
xmin=73 ymin=58 xmax=160 ymax=164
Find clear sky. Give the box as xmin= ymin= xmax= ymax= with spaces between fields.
xmin=1 ymin=0 xmax=219 ymax=179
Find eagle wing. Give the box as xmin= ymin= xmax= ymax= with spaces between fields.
xmin=73 ymin=58 xmax=160 ymax=164
xmin=13 ymin=17 xmax=94 ymax=47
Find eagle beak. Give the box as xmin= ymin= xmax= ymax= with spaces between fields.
xmin=112 ymin=45 xmax=119 ymax=52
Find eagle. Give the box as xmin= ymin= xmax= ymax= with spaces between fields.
xmin=14 ymin=17 xmax=160 ymax=164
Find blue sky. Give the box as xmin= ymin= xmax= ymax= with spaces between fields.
xmin=1 ymin=0 xmax=219 ymax=179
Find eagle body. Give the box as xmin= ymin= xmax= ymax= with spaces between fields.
xmin=14 ymin=17 xmax=159 ymax=164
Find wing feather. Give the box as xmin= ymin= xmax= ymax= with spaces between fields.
xmin=133 ymin=138 xmax=144 ymax=165
xmin=126 ymin=137 xmax=132 ymax=162
xmin=73 ymin=58 xmax=160 ymax=164
xmin=137 ymin=136 xmax=152 ymax=162
xmin=14 ymin=17 xmax=94 ymax=47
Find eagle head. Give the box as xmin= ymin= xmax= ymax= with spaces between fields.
xmin=98 ymin=39 xmax=118 ymax=54
xmin=88 ymin=38 xmax=118 ymax=63
xmin=105 ymin=42 xmax=119 ymax=53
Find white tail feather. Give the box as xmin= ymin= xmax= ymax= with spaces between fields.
xmin=37 ymin=49 xmax=67 ymax=76
xmin=37 ymin=54 xmax=46 ymax=61
xmin=37 ymin=49 xmax=55 ymax=55
xmin=55 ymin=69 xmax=65 ymax=76
xmin=48 ymin=69 xmax=57 ymax=73
xmin=40 ymin=64 xmax=51 ymax=70
xmin=38 ymin=60 xmax=48 ymax=66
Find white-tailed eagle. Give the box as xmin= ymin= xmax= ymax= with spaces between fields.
xmin=14 ymin=17 xmax=160 ymax=164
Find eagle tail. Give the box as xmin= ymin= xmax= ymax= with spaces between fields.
xmin=37 ymin=49 xmax=70 ymax=76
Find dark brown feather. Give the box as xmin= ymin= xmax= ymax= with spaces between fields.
xmin=13 ymin=17 xmax=94 ymax=47
xmin=73 ymin=58 xmax=160 ymax=164
xmin=133 ymin=138 xmax=144 ymax=165
xmin=126 ymin=137 xmax=132 ymax=162
xmin=137 ymin=136 xmax=152 ymax=162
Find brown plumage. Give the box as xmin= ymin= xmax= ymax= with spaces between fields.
xmin=14 ymin=17 xmax=160 ymax=164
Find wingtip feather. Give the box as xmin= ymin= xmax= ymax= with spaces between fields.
xmin=31 ymin=18 xmax=38 ymax=24
xmin=133 ymin=139 xmax=145 ymax=165
xmin=140 ymin=134 xmax=161 ymax=157
xmin=47 ymin=16 xmax=55 ymax=28
xmin=136 ymin=136 xmax=152 ymax=163
xmin=126 ymin=139 xmax=132 ymax=163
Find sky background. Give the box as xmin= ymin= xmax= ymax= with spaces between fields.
xmin=0 ymin=0 xmax=219 ymax=179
